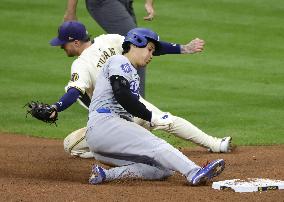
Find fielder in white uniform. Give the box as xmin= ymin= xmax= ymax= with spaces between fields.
xmin=49 ymin=21 xmax=232 ymax=160
xmin=86 ymin=27 xmax=225 ymax=185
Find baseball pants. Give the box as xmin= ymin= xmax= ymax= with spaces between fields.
xmin=86 ymin=112 xmax=201 ymax=182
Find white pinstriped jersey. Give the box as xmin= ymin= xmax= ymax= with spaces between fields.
xmin=65 ymin=34 xmax=124 ymax=102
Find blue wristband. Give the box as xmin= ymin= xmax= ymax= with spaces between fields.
xmin=54 ymin=87 xmax=81 ymax=112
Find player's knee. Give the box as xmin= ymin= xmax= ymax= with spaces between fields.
xmin=164 ymin=170 xmax=174 ymax=178
xmin=63 ymin=127 xmax=89 ymax=155
xmin=152 ymin=167 xmax=173 ymax=180
xmin=63 ymin=135 xmax=73 ymax=153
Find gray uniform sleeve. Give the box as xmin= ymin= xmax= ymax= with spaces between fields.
xmin=107 ymin=55 xmax=152 ymax=121
xmin=108 ymin=56 xmax=134 ymax=82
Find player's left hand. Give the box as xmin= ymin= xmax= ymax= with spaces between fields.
xmin=181 ymin=38 xmax=205 ymax=54
xmin=25 ymin=101 xmax=58 ymax=125
xmin=150 ymin=112 xmax=173 ymax=130
xmin=144 ymin=1 xmax=155 ymax=21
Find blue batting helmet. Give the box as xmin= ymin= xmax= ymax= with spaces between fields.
xmin=123 ymin=28 xmax=161 ymax=54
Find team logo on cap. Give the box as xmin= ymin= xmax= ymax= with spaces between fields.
xmin=71 ymin=73 xmax=79 ymax=82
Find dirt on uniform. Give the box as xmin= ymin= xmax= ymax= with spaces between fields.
xmin=0 ymin=133 xmax=283 ymax=202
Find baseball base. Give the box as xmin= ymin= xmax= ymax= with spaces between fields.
xmin=212 ymin=178 xmax=284 ymax=192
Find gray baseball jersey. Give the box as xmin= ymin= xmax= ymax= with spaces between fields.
xmin=88 ymin=55 xmax=139 ymax=122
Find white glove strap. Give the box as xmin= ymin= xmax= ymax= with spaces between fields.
xmin=150 ymin=113 xmax=173 ymax=128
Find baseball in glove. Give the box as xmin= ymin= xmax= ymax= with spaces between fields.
xmin=25 ymin=101 xmax=58 ymax=125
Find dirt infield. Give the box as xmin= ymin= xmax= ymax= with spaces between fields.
xmin=0 ymin=133 xmax=283 ymax=202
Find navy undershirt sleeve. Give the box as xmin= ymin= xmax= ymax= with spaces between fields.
xmin=154 ymin=41 xmax=181 ymax=56
xmin=54 ymin=87 xmax=81 ymax=112
xmin=110 ymin=75 xmax=152 ymax=121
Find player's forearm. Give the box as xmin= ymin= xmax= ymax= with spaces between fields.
xmin=144 ymin=0 xmax=154 ymax=20
xmin=145 ymin=0 xmax=154 ymax=4
xmin=155 ymin=41 xmax=181 ymax=55
xmin=115 ymin=91 xmax=152 ymax=121
xmin=64 ymin=0 xmax=78 ymax=21
xmin=53 ymin=87 xmax=81 ymax=112
xmin=110 ymin=75 xmax=152 ymax=121
xmin=157 ymin=38 xmax=205 ymax=55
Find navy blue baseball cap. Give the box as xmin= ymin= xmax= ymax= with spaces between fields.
xmin=50 ymin=21 xmax=89 ymax=46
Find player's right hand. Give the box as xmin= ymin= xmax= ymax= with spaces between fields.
xmin=181 ymin=38 xmax=205 ymax=54
xmin=150 ymin=112 xmax=173 ymax=130
xmin=144 ymin=0 xmax=155 ymax=21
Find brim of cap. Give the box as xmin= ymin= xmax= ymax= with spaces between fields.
xmin=49 ymin=37 xmax=68 ymax=46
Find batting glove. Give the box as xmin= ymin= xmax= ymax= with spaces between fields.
xmin=150 ymin=112 xmax=173 ymax=130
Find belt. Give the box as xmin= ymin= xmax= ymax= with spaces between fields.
xmin=96 ymin=107 xmax=111 ymax=113
xmin=96 ymin=107 xmax=133 ymax=122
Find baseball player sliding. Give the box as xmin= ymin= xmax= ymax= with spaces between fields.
xmin=27 ymin=21 xmax=232 ymax=161
xmin=86 ymin=27 xmax=225 ymax=185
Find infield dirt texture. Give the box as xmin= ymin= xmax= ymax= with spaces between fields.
xmin=0 ymin=133 xmax=283 ymax=201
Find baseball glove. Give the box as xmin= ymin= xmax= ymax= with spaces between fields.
xmin=25 ymin=101 xmax=58 ymax=125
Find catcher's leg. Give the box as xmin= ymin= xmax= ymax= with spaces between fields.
xmin=137 ymin=97 xmax=231 ymax=153
xmin=63 ymin=127 xmax=95 ymax=158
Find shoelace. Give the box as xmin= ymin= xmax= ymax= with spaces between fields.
xmin=201 ymin=160 xmax=210 ymax=168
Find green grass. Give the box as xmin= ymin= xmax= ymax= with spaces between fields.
xmin=0 ymin=0 xmax=283 ymax=147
